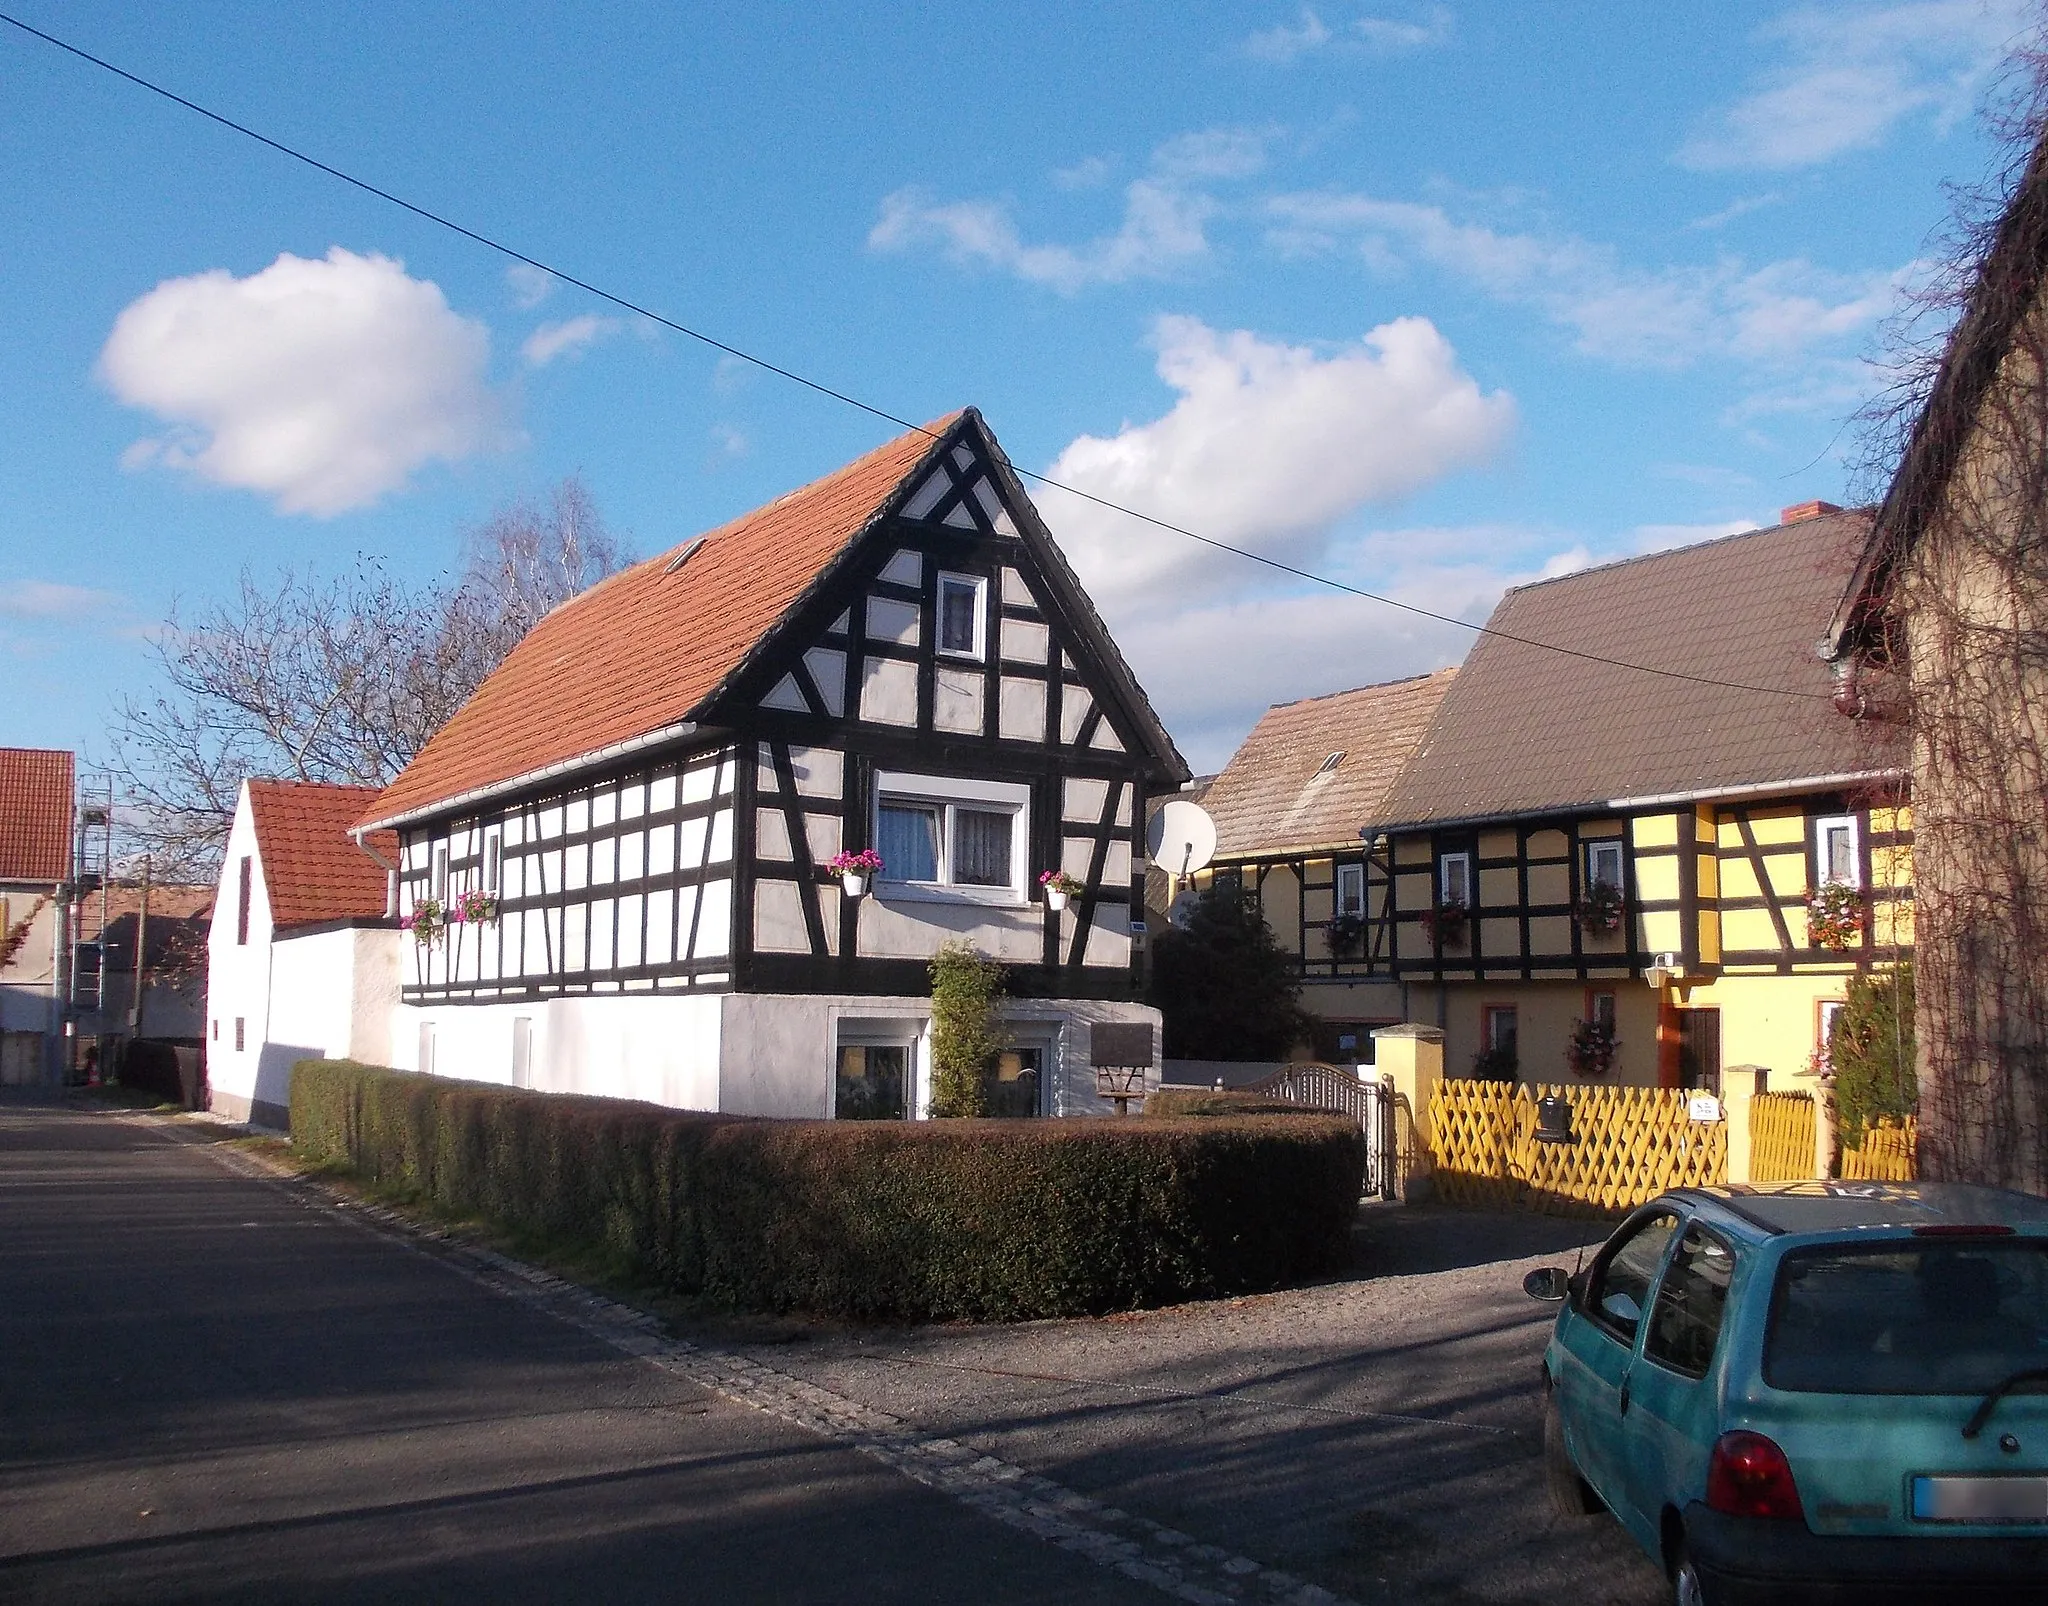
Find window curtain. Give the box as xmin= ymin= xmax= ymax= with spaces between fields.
xmin=878 ymin=804 xmax=939 ymax=881
xmin=952 ymin=808 xmax=1012 ymax=886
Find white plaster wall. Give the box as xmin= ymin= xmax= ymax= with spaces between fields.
xmin=0 ymin=884 xmax=62 ymax=1039
xmin=349 ymin=927 xmax=400 ymax=1064
xmin=396 ymin=993 xmax=723 ymax=1112
xmin=718 ymin=991 xmax=1160 ymax=1121
xmin=204 ymin=788 xmax=273 ymax=1112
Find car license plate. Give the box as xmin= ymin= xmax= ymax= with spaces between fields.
xmin=1911 ymin=1476 xmax=2048 ymax=1524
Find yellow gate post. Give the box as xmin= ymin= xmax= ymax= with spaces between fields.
xmin=1373 ymin=1024 xmax=1444 ymax=1202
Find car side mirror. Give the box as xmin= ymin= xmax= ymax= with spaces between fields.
xmin=1523 ymin=1266 xmax=1571 ymax=1302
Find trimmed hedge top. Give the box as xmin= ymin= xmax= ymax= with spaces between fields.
xmin=290 ymin=1060 xmax=1365 ymax=1322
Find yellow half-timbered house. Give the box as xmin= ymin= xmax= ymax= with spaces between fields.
xmin=1371 ymin=503 xmax=1911 ymax=1090
xmin=1194 ymin=670 xmax=1456 ymax=1062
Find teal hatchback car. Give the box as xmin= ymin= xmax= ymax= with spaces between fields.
xmin=1525 ymin=1181 xmax=2048 ymax=1604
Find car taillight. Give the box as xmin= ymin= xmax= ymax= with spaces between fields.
xmin=1705 ymin=1431 xmax=1805 ymax=1521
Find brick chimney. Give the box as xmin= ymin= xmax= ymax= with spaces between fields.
xmin=1780 ymin=500 xmax=1843 ymax=524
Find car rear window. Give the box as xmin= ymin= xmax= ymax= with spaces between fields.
xmin=1766 ymin=1241 xmax=2048 ymax=1394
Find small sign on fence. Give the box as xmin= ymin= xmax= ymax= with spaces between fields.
xmin=1687 ymin=1093 xmax=1723 ymax=1124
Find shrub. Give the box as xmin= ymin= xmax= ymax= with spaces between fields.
xmin=1149 ymin=884 xmax=1311 ymax=1060
xmin=1828 ymin=960 xmax=1916 ymax=1148
xmin=928 ymin=941 xmax=1004 ymax=1118
xmin=291 ymin=1061 xmax=1364 ymax=1321
xmin=1143 ymin=1088 xmax=1341 ymax=1118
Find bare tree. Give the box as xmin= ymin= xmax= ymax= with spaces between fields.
xmin=105 ymin=478 xmax=631 ymax=880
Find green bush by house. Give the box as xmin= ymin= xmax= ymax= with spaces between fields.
xmin=1142 ymin=1088 xmax=1342 ymax=1118
xmin=290 ymin=1060 xmax=1365 ymax=1321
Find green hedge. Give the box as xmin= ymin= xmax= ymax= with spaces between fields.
xmin=290 ymin=1060 xmax=1364 ymax=1321
xmin=1143 ymin=1088 xmax=1341 ymax=1118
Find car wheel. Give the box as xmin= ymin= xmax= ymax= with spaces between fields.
xmin=1670 ymin=1538 xmax=1719 ymax=1606
xmin=1542 ymin=1385 xmax=1600 ymax=1517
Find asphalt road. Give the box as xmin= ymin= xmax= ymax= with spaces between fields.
xmin=0 ymin=1097 xmax=1164 ymax=1606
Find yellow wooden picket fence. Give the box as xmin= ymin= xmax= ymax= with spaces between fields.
xmin=1750 ymin=1092 xmax=1816 ymax=1183
xmin=1427 ymin=1079 xmax=1726 ymax=1217
xmin=1842 ymin=1115 xmax=1918 ymax=1182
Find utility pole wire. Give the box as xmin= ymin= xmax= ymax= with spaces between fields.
xmin=1 ymin=9 xmax=1832 ymax=703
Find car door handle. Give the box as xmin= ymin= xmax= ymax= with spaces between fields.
xmin=1618 ymin=1380 xmax=1631 ymax=1417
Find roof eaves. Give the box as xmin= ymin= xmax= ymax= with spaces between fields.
xmin=355 ymin=715 xmax=703 ymax=833
xmin=1372 ymin=767 xmax=1906 ymax=837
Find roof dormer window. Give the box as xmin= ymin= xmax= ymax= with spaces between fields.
xmin=1316 ymin=751 xmax=1345 ymax=775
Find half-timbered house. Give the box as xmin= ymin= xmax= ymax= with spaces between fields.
xmin=1369 ymin=503 xmax=1912 ymax=1090
xmin=1193 ymin=671 xmax=1456 ymax=1063
xmin=352 ymin=410 xmax=1186 ymax=1120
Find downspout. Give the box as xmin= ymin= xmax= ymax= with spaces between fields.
xmin=350 ymin=828 xmax=399 ymax=916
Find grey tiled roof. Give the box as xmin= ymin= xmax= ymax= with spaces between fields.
xmin=1204 ymin=670 xmax=1457 ymax=857
xmin=1377 ymin=512 xmax=1898 ymax=829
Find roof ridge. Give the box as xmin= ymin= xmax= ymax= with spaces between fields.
xmin=1504 ymin=509 xmax=1873 ymax=599
xmin=1264 ymin=666 xmax=1457 ymax=714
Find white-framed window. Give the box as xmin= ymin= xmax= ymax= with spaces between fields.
xmin=1335 ymin=862 xmax=1366 ymax=918
xmin=1818 ymin=998 xmax=1846 ymax=1051
xmin=936 ymin=571 xmax=987 ymax=660
xmin=873 ymin=770 xmax=1029 ymax=903
xmin=1814 ymin=813 xmax=1860 ymax=888
xmin=511 ymin=1015 xmax=533 ymax=1088
xmin=1439 ymin=850 xmax=1472 ymax=908
xmin=234 ymin=1017 xmax=245 ymax=1052
xmin=431 ymin=843 xmax=449 ymax=902
xmin=1586 ymin=839 xmax=1624 ymax=893
xmin=483 ymin=830 xmax=503 ymax=896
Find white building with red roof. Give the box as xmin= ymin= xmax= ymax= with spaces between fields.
xmin=351 ymin=409 xmax=1187 ymax=1121
xmin=1 ymin=747 xmax=75 ymax=1084
xmin=205 ymin=779 xmax=400 ymax=1128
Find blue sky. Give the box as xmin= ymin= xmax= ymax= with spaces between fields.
xmin=0 ymin=1 xmax=2032 ymax=773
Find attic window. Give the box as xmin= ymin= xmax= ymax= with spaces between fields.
xmin=937 ymin=572 xmax=987 ymax=659
xmin=1316 ymin=751 xmax=1345 ymax=775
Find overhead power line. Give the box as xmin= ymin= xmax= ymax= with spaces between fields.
xmin=1 ymin=10 xmax=1832 ymax=704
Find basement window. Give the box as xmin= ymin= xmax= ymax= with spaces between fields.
xmin=936 ymin=572 xmax=987 ymax=660
xmin=874 ymin=770 xmax=1028 ymax=903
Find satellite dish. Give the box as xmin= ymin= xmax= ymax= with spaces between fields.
xmin=1147 ymin=799 xmax=1217 ymax=881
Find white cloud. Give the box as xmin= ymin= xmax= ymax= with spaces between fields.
xmin=1052 ymin=154 xmax=1115 ymax=190
xmin=709 ymin=422 xmax=749 ymax=460
xmin=868 ymin=128 xmax=1271 ymax=293
xmin=1245 ymin=6 xmax=1452 ymax=61
xmin=0 ymin=580 xmax=120 ymax=619
xmin=1265 ymin=190 xmax=1906 ymax=369
xmin=1354 ymin=8 xmax=1453 ymax=50
xmin=1681 ymin=0 xmax=2033 ymax=170
xmin=1686 ymin=193 xmax=1783 ymax=231
xmin=506 ymin=262 xmax=555 ymax=309
xmin=100 ymin=248 xmax=503 ymax=517
xmin=1038 ymin=314 xmax=1514 ymax=615
xmin=521 ymin=313 xmax=621 ymax=367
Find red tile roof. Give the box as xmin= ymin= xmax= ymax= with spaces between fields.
xmin=0 ymin=748 xmax=73 ymax=883
xmin=361 ymin=413 xmax=965 ymax=828
xmin=246 ymin=781 xmax=396 ymax=929
xmin=1204 ymin=671 xmax=1458 ymax=857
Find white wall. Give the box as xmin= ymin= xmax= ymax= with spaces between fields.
xmin=205 ymin=789 xmax=274 ymax=1120
xmin=0 ymin=882 xmax=63 ymax=1083
xmin=205 ymin=784 xmax=400 ymax=1127
xmin=389 ymin=987 xmax=1161 ymax=1122
xmin=396 ymin=992 xmax=723 ymax=1112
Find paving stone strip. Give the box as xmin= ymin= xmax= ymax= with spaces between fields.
xmin=155 ymin=1120 xmax=1357 ymax=1606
